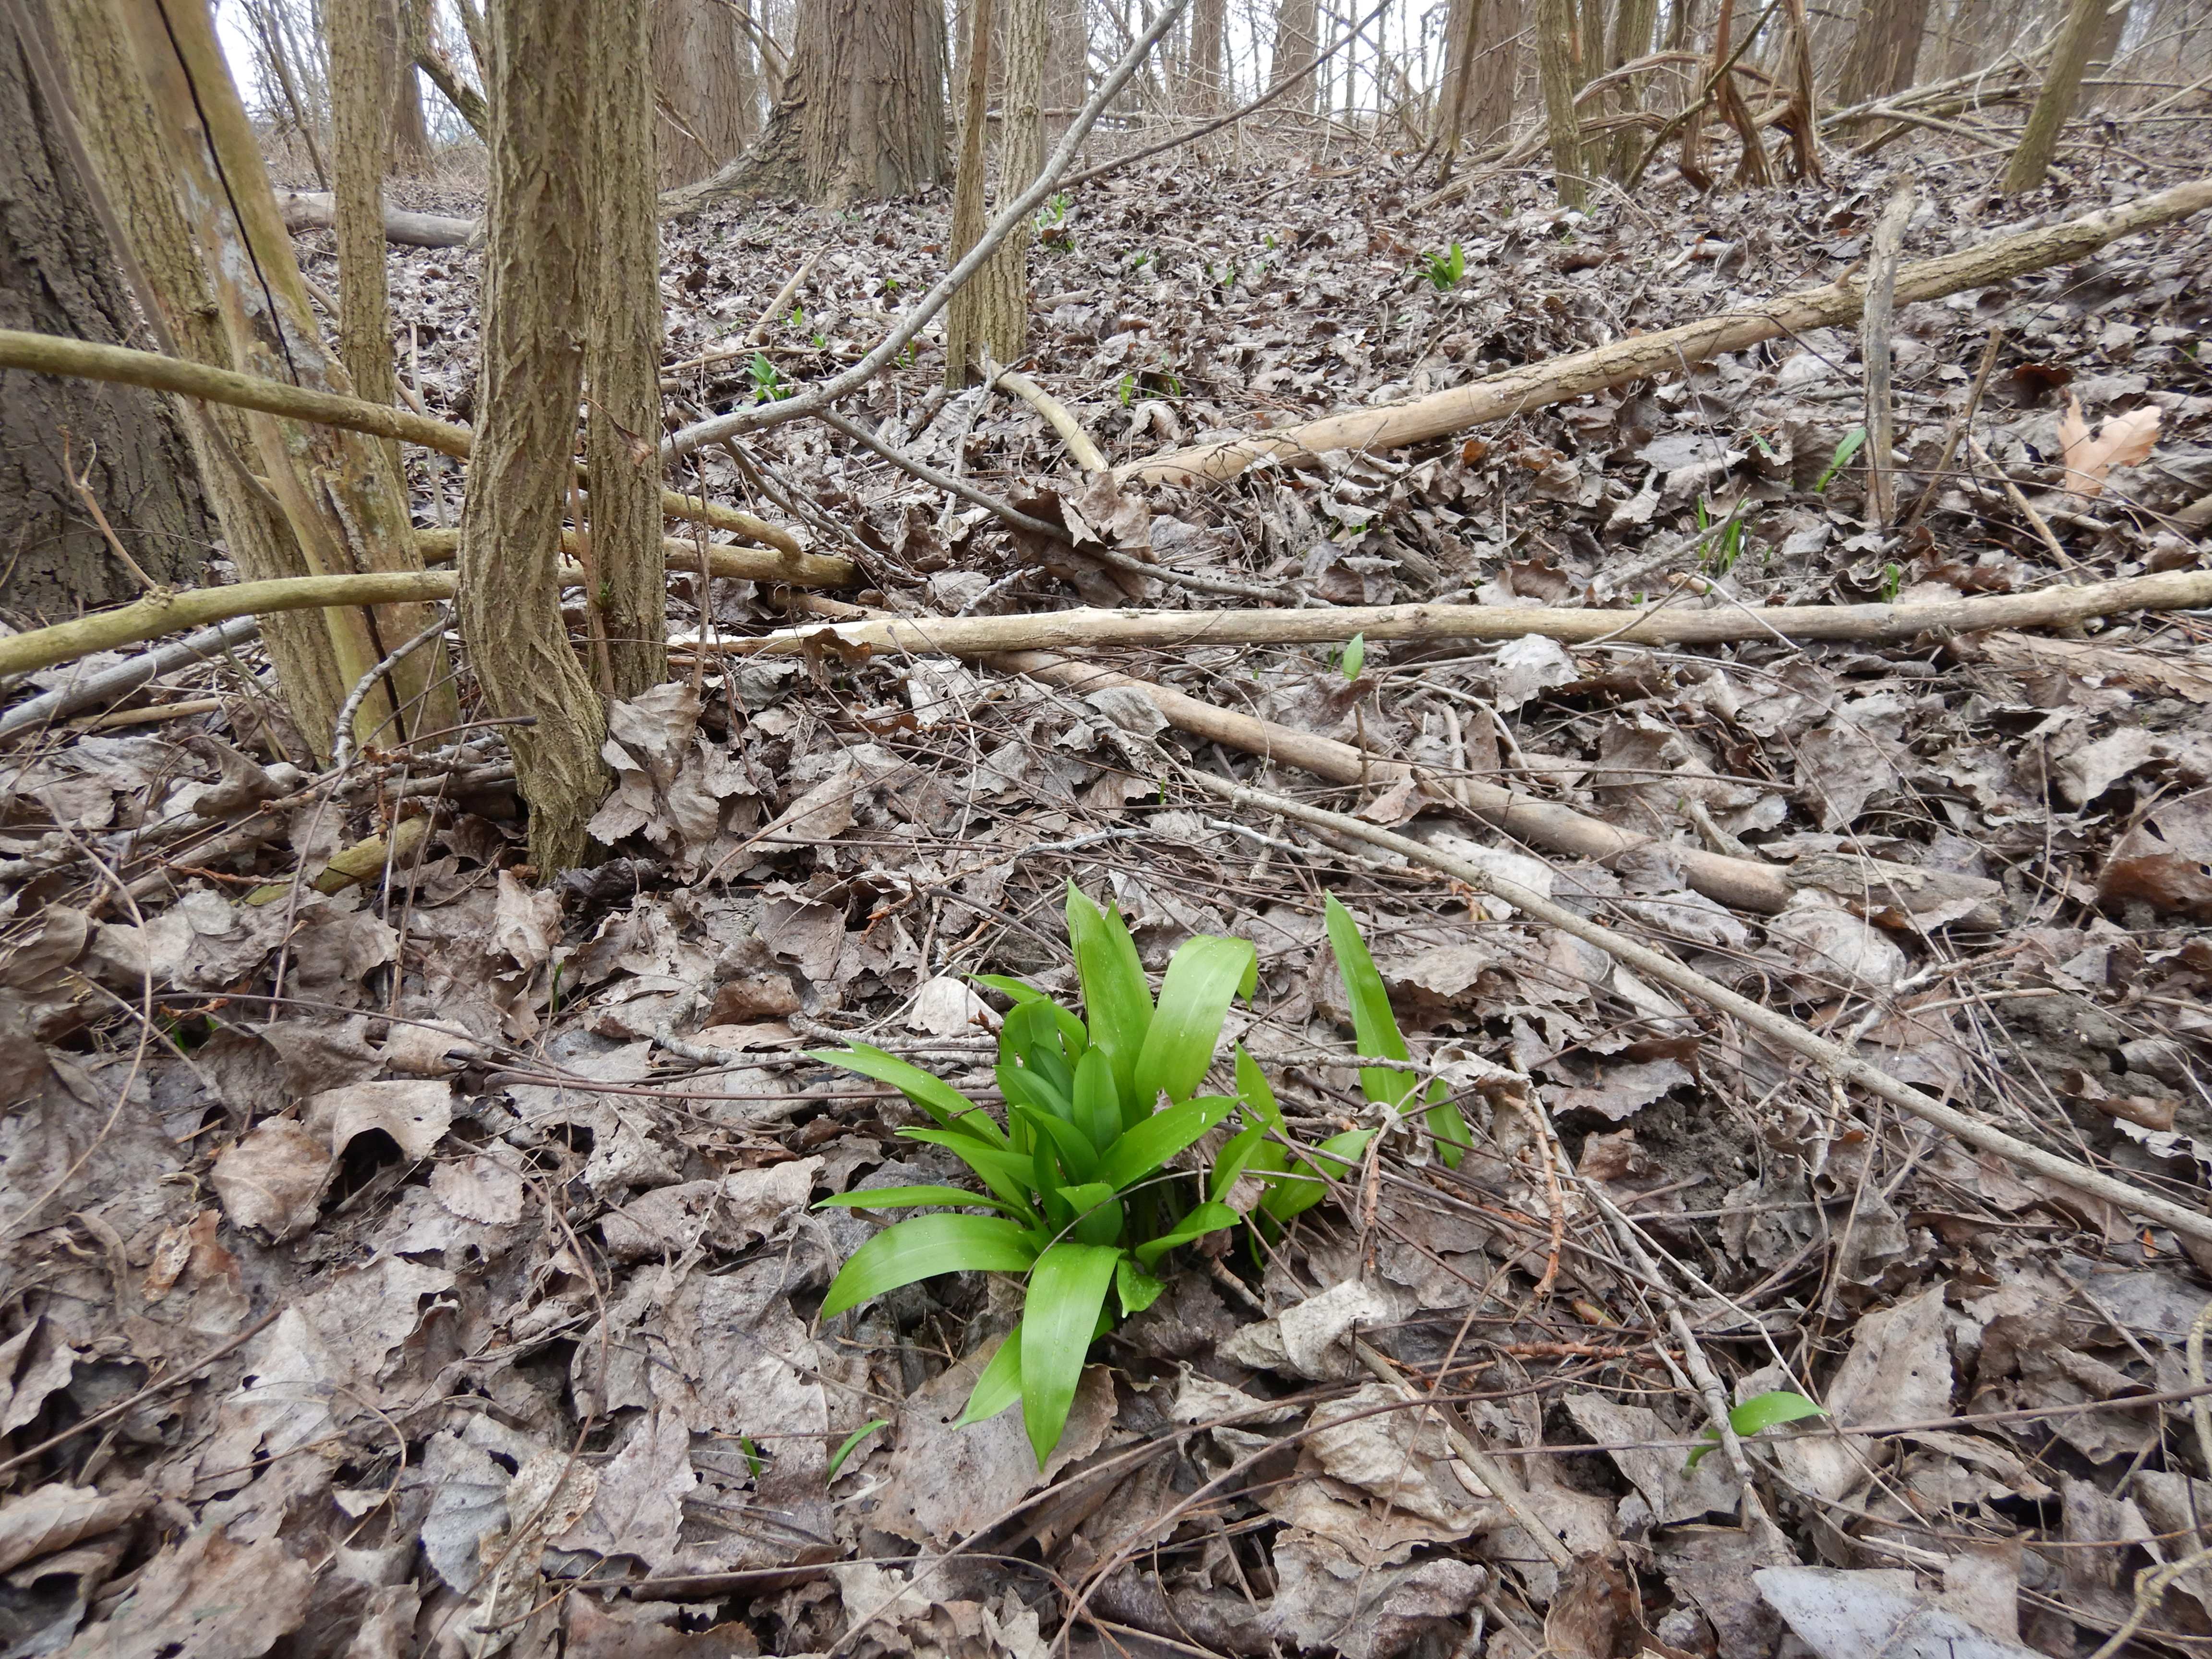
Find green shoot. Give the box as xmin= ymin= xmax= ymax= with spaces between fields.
xmin=1687 ymin=1390 xmax=1828 ymax=1469
xmin=1816 ymin=428 xmax=1866 ymax=493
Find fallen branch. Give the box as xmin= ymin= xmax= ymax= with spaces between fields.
xmin=987 ymin=651 xmax=1996 ymax=918
xmin=0 ymin=536 xmax=852 ymax=680
xmin=989 ymin=364 xmax=1109 ymax=473
xmin=0 ymin=328 xmax=806 ymax=556
xmin=0 ymin=617 xmax=264 ymax=742
xmin=725 ymin=568 xmax=2212 ymax=657
xmin=273 ymin=188 xmax=478 ymax=248
xmin=1124 ymin=176 xmax=2212 ymax=486
xmin=1184 ymin=772 xmax=2212 ymax=1251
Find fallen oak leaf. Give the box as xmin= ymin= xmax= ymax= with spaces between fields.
xmin=2057 ymin=394 xmax=2159 ymax=501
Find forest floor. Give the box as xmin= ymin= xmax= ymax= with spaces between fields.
xmin=6 ymin=126 xmax=2212 ymax=1659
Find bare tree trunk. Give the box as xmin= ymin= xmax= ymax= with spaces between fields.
xmin=406 ymin=0 xmax=486 ymax=137
xmin=332 ymin=0 xmax=397 ymax=428
xmin=654 ymin=0 xmax=756 ymax=187
xmin=1605 ymin=0 xmax=1658 ymax=178
xmin=1836 ymin=0 xmax=1935 ymax=103
xmin=2005 ymin=0 xmax=2099 ymax=186
xmin=586 ymin=0 xmax=663 ymax=700
xmin=1268 ymin=0 xmax=1320 ymax=114
xmin=661 ymin=0 xmax=946 ymax=210
xmin=36 ymin=0 xmax=343 ymax=755
xmin=2090 ymin=0 xmax=2129 ymax=63
xmin=1537 ymin=0 xmax=1587 ymax=205
xmin=462 ymin=0 xmax=613 ymax=872
xmin=1043 ymin=0 xmax=1083 ymax=136
xmin=111 ymin=0 xmax=456 ymax=751
xmin=382 ymin=0 xmax=431 ymax=170
xmin=0 ymin=6 xmax=211 ymax=622
xmin=1185 ymin=0 xmax=1224 ymax=111
xmin=943 ymin=0 xmax=1003 ymax=385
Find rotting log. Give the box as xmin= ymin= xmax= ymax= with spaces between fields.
xmin=0 ymin=328 xmax=813 ymax=560
xmin=274 ymin=188 xmax=479 ymax=248
xmin=1126 ymin=176 xmax=2212 ymax=487
xmin=721 ymin=569 xmax=2212 ymax=657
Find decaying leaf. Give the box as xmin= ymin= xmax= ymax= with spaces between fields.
xmin=2056 ymin=394 xmax=2159 ymax=500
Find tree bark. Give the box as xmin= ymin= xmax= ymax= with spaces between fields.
xmin=944 ymin=0 xmax=1016 ymax=385
xmin=331 ymin=0 xmax=398 ymax=421
xmin=653 ymin=0 xmax=755 ymax=187
xmin=37 ymin=0 xmax=346 ymax=754
xmin=1267 ymin=0 xmax=1320 ymax=115
xmin=462 ymin=0 xmax=613 ymax=872
xmin=111 ymin=0 xmax=456 ymax=753
xmin=1185 ymin=0 xmax=1224 ymax=112
xmin=2004 ymin=0 xmax=2100 ymax=189
xmin=585 ymin=0 xmax=664 ymax=700
xmin=1435 ymin=0 xmax=1518 ymax=168
xmin=381 ymin=0 xmax=431 ymax=170
xmin=661 ymin=0 xmax=946 ymax=211
xmin=1536 ymin=0 xmax=1587 ymax=206
xmin=1042 ymin=0 xmax=1083 ymax=137
xmin=1604 ymin=0 xmax=1658 ymax=179
xmin=1836 ymin=0 xmax=1935 ymax=106
xmin=0 ymin=8 xmax=210 ymax=622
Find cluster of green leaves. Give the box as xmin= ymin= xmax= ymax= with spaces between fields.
xmin=747 ymin=351 xmax=790 ymax=404
xmin=813 ymin=887 xmax=1452 ymax=1465
xmin=1420 ymin=241 xmax=1466 ymax=290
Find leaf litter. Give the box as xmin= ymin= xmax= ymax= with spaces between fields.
xmin=5 ymin=131 xmax=2212 ymax=1659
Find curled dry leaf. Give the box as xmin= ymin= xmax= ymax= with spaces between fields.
xmin=2056 ymin=393 xmax=2159 ymax=501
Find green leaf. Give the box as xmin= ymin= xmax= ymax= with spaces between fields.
xmin=1815 ymin=427 xmax=1866 ymax=493
xmin=1687 ymin=1390 xmax=1829 ymax=1468
xmin=1132 ymin=936 xmax=1257 ymax=1109
xmin=1072 ymin=1046 xmax=1121 ymax=1155
xmin=816 ymin=1185 xmax=1024 ymax=1216
xmin=1322 ymin=896 xmax=1416 ymax=1110
xmin=1021 ymin=1243 xmax=1123 ymax=1467
xmin=1210 ymin=1125 xmax=1265 ymax=1203
xmin=813 ymin=1046 xmax=1005 ymax=1145
xmin=1056 ymin=1181 xmax=1124 ymax=1247
xmin=955 ymin=1328 xmax=1023 ymax=1427
xmin=826 ymin=1419 xmax=890 ymax=1480
xmin=1424 ymin=1096 xmax=1472 ymax=1171
xmin=1019 ymin=1103 xmax=1102 ymax=1184
xmin=900 ymin=1130 xmax=1039 ymax=1216
xmin=1101 ymin=1094 xmax=1238 ymax=1191
xmin=1067 ymin=885 xmax=1153 ymax=1118
xmin=819 ymin=1214 xmax=1039 ymax=1319
xmin=977 ymin=976 xmax=1091 ymax=1058
xmin=1116 ymin=1256 xmax=1166 ymax=1316
xmin=1260 ymin=1128 xmax=1373 ymax=1223
xmin=1234 ymin=1045 xmax=1284 ymax=1132
xmin=1341 ymin=632 xmax=1367 ymax=680
xmin=1133 ymin=1200 xmax=1240 ymax=1267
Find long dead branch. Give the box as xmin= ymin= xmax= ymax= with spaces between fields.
xmin=0 ymin=535 xmax=844 ymax=680
xmin=274 ymin=188 xmax=477 ymax=248
xmin=1125 ymin=176 xmax=2212 ymax=486
xmin=0 ymin=327 xmax=807 ymax=556
xmin=728 ymin=569 xmax=2212 ymax=657
xmin=1185 ymin=771 xmax=2212 ymax=1252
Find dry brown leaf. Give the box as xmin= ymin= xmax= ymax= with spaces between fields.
xmin=2057 ymin=395 xmax=2159 ymax=501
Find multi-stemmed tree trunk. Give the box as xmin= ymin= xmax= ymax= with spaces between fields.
xmin=36 ymin=0 xmax=346 ymax=754
xmin=653 ymin=0 xmax=757 ymax=187
xmin=2005 ymin=0 xmax=2102 ymax=188
xmin=1605 ymin=0 xmax=1659 ymax=180
xmin=462 ymin=0 xmax=610 ymax=870
xmin=108 ymin=0 xmax=456 ymax=754
xmin=1836 ymin=0 xmax=1935 ymax=105
xmin=0 ymin=5 xmax=211 ymax=620
xmin=662 ymin=0 xmax=946 ymax=212
xmin=585 ymin=0 xmax=664 ymax=701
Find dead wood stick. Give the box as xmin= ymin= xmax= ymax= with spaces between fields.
xmin=1186 ymin=772 xmax=2212 ymax=1251
xmin=661 ymin=0 xmax=1192 ymax=460
xmin=989 ymin=362 xmax=1110 ymax=472
xmin=1862 ymin=178 xmax=1917 ymax=528
xmin=0 ymin=327 xmax=806 ymax=556
xmin=746 ymin=250 xmax=825 ymax=347
xmin=0 ymin=617 xmax=264 ymax=742
xmin=1967 ymin=434 xmax=2080 ymax=574
xmin=1124 ymin=176 xmax=2212 ymax=487
xmin=0 ymin=536 xmax=853 ymax=680
xmin=1903 ymin=324 xmax=2003 ymax=534
xmin=727 ymin=568 xmax=2212 ymax=657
